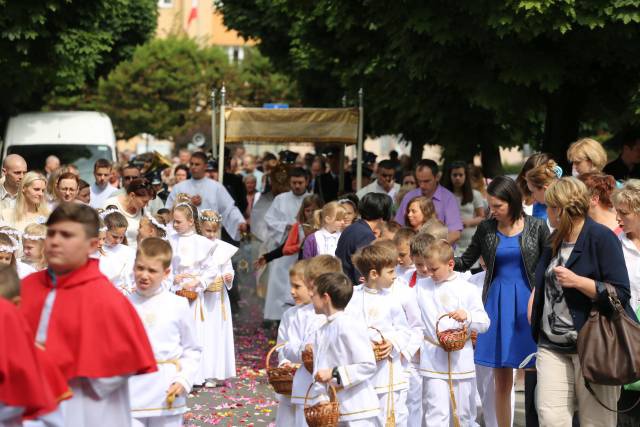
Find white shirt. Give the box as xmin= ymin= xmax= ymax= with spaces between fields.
xmin=264 ymin=191 xmax=309 ymax=243
xmin=356 ymin=179 xmax=400 ymax=201
xmin=620 ymin=233 xmax=640 ymax=311
xmin=165 ymin=178 xmax=245 ymax=241
xmin=90 ymin=183 xmax=118 ymax=209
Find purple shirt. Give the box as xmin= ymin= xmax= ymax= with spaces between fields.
xmin=395 ymin=184 xmax=463 ymax=232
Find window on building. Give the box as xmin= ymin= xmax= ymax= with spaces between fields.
xmin=227 ymin=46 xmax=245 ymax=64
xmin=158 ymin=0 xmax=173 ymax=8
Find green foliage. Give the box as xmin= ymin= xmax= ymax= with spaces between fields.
xmin=0 ymin=0 xmax=157 ymax=125
xmin=95 ymin=38 xmax=298 ymax=140
xmin=218 ymin=0 xmax=640 ymax=170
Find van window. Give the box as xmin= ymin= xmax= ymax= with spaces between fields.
xmin=7 ymin=145 xmax=114 ymax=183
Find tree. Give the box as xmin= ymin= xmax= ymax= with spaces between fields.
xmin=218 ymin=0 xmax=640 ymax=175
xmin=96 ymin=37 xmax=298 ymax=141
xmin=0 ymin=0 xmax=157 ymax=127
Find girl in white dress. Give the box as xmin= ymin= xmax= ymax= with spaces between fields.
xmin=198 ymin=209 xmax=237 ymax=384
xmin=301 ymin=201 xmax=346 ymax=259
xmin=0 ymin=231 xmax=36 ymax=278
xmin=99 ymin=210 xmax=136 ymax=294
xmin=21 ymin=223 xmax=47 ymax=271
xmin=169 ymin=203 xmax=218 ymax=387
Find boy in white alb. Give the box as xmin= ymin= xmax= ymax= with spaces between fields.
xmin=128 ymin=238 xmax=201 ymax=426
xmin=281 ymin=255 xmax=343 ymax=426
xmin=274 ymin=260 xmax=308 ymax=426
xmin=415 ymin=240 xmax=489 ymax=427
xmin=394 ymin=227 xmax=417 ymax=279
xmin=346 ymin=242 xmax=417 ymax=427
xmin=309 ymin=272 xmax=380 ymax=426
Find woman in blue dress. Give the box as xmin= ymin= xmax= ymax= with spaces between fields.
xmin=455 ymin=176 xmax=549 ymax=427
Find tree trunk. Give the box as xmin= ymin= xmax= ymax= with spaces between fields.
xmin=410 ymin=139 xmax=425 ymax=167
xmin=542 ymin=87 xmax=583 ymax=173
xmin=480 ymin=143 xmax=503 ymax=178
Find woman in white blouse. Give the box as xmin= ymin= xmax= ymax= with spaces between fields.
xmin=612 ymin=179 xmax=640 ymax=311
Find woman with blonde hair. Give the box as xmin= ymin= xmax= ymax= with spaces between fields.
xmin=1 ymin=171 xmax=49 ymax=231
xmin=566 ymin=137 xmax=608 ymax=176
xmin=404 ymin=196 xmax=437 ymax=231
xmin=531 ymin=177 xmax=633 ymax=426
xmin=525 ymin=159 xmax=563 ymax=221
xmin=612 ymin=179 xmax=640 ymax=311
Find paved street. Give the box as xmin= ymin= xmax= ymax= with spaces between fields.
xmin=184 ymin=286 xmax=527 ymax=427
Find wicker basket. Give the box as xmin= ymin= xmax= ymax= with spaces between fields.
xmin=175 ymin=289 xmax=198 ymax=302
xmin=302 ymin=346 xmax=314 ymax=373
xmin=436 ymin=314 xmax=469 ymax=352
xmin=304 ymin=382 xmax=339 ymax=427
xmin=266 ymin=344 xmax=297 ymax=395
xmin=206 ymin=277 xmax=224 ymax=293
xmin=369 ymin=326 xmax=388 ymax=361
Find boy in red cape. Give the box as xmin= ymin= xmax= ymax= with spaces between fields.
xmin=0 ymin=266 xmax=69 ymax=426
xmin=20 ymin=203 xmax=157 ymax=427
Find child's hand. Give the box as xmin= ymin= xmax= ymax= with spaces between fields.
xmin=449 ymin=309 xmax=467 ymax=322
xmin=254 ymin=256 xmax=267 ymax=269
xmin=223 ymin=273 xmax=233 ymax=283
xmin=374 ymin=339 xmax=393 ymax=359
xmin=166 ymin=382 xmax=185 ymax=397
xmin=315 ymin=368 xmax=333 ymax=383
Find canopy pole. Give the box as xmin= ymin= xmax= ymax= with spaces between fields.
xmin=210 ymin=87 xmax=217 ymax=157
xmin=356 ymin=88 xmax=364 ymax=190
xmin=218 ymin=85 xmax=226 ymax=185
xmin=338 ymin=144 xmax=345 ymax=194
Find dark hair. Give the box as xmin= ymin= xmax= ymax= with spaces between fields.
xmin=377 ymin=160 xmax=395 ymax=171
xmin=389 ymin=150 xmax=398 ymax=159
xmin=93 ymin=158 xmax=112 ymax=171
xmin=57 ymin=172 xmax=79 ymax=187
xmin=314 ymin=272 xmax=353 ymax=310
xmin=487 ymin=176 xmax=523 ymax=224
xmin=516 ymin=153 xmax=552 ymax=198
xmin=121 ymin=163 xmax=140 ymax=173
xmin=125 ymin=178 xmax=155 ymax=199
xmin=157 ymin=208 xmax=170 ymax=215
xmin=263 ymin=152 xmax=277 ymax=162
xmin=47 ymin=202 xmax=99 ymax=238
xmin=78 ymin=179 xmax=90 ymax=190
xmin=191 ymin=151 xmax=208 ymax=163
xmin=297 ymin=194 xmax=323 ymax=224
xmin=288 ymin=167 xmax=308 ymax=179
xmin=359 ymin=193 xmax=392 ymax=221
xmin=0 ymin=265 xmax=20 ymax=299
xmin=441 ymin=161 xmax=473 ymax=205
xmin=339 ymin=193 xmax=359 ymax=212
xmin=174 ymin=164 xmax=190 ymax=177
xmin=414 ymin=159 xmax=439 ymax=177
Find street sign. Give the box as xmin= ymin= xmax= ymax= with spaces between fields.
xmin=262 ymin=103 xmax=289 ymax=109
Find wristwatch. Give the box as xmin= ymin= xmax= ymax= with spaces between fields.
xmin=331 ymin=367 xmax=341 ymax=385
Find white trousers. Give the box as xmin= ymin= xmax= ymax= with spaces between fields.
xmin=475 ymin=365 xmax=514 ymax=427
xmin=131 ymin=415 xmax=182 ymax=427
xmin=407 ymin=366 xmax=423 ymax=427
xmin=422 ymin=377 xmax=476 ymax=427
xmin=377 ymin=390 xmax=408 ymax=427
xmin=293 ymin=404 xmax=309 ymax=427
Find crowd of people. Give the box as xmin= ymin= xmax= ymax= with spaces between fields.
xmin=1 ymin=133 xmax=640 ymax=426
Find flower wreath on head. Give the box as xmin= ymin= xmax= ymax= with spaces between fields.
xmin=145 ymin=212 xmax=167 ymax=232
xmin=22 ymin=233 xmax=45 ymax=241
xmin=0 ymin=231 xmax=21 ymax=253
xmin=199 ymin=209 xmax=222 ymax=223
xmin=99 ymin=208 xmax=121 ymax=220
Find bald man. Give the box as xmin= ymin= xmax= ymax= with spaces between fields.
xmin=0 ymin=154 xmax=27 ymax=209
xmin=45 ymin=155 xmax=60 ymax=178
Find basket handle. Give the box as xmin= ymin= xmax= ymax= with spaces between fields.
xmin=368 ymin=325 xmax=386 ymax=343
xmin=435 ymin=313 xmax=470 ymax=336
xmin=304 ymin=381 xmax=338 ymax=408
xmin=265 ymin=343 xmax=285 ymax=371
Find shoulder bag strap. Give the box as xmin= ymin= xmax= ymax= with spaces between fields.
xmin=584 ymin=381 xmax=640 ymax=413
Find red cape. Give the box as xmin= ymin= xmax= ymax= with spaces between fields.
xmin=0 ymin=299 xmax=57 ymax=418
xmin=20 ymin=259 xmax=157 ymax=380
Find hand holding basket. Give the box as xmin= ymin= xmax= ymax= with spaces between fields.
xmin=436 ymin=313 xmax=469 ymax=352
xmin=304 ymin=382 xmax=339 ymax=427
xmin=266 ymin=343 xmax=297 ymax=395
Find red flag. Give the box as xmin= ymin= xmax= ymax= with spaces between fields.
xmin=187 ymin=0 xmax=198 ymax=27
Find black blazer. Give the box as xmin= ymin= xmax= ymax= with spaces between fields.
xmin=530 ymin=216 xmax=636 ymax=342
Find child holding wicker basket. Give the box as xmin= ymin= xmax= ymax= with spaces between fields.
xmin=280 ymin=255 xmax=343 ymax=426
xmin=198 ymin=209 xmax=238 ymax=385
xmin=168 ymin=202 xmax=218 ymax=388
xmin=308 ymin=271 xmax=379 ymax=426
xmin=272 ymin=260 xmax=309 ymax=426
xmin=346 ymin=242 xmax=418 ymax=427
xmin=128 ymin=238 xmax=201 ymax=427
xmin=414 ymin=239 xmax=489 ymax=427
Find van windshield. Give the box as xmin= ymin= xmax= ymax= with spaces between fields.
xmin=7 ymin=145 xmax=114 ymax=183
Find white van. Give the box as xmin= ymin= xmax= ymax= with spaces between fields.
xmin=2 ymin=111 xmax=118 ymax=182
